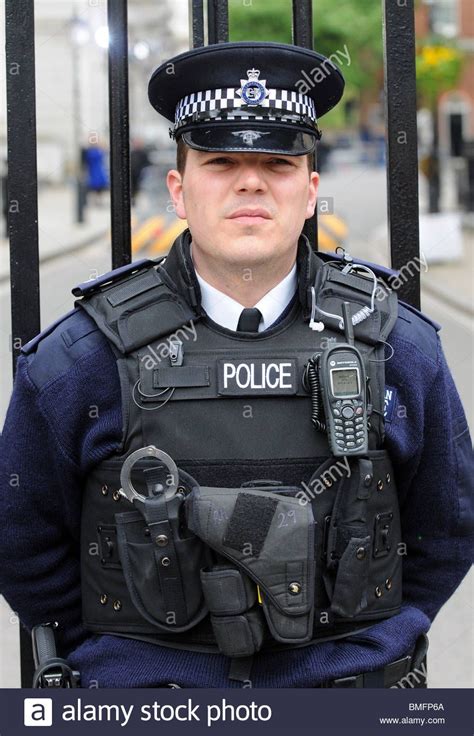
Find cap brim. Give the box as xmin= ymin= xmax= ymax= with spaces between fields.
xmin=181 ymin=123 xmax=316 ymax=156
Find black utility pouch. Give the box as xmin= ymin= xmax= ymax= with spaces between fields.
xmin=200 ymin=565 xmax=257 ymax=615
xmin=186 ymin=485 xmax=316 ymax=647
xmin=116 ymin=488 xmax=210 ymax=632
xmin=312 ymin=452 xmax=402 ymax=621
xmin=330 ymin=534 xmax=371 ymax=617
xmin=211 ymin=610 xmax=265 ymax=658
xmin=200 ymin=565 xmax=264 ymax=657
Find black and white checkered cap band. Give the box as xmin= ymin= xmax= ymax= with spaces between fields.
xmin=175 ymin=87 xmax=316 ymax=126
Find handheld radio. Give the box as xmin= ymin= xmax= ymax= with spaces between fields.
xmin=319 ymin=342 xmax=368 ymax=456
xmin=304 ymin=302 xmax=369 ymax=456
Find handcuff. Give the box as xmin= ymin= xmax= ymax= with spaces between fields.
xmin=118 ymin=445 xmax=179 ymax=504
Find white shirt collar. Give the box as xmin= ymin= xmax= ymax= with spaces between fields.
xmin=192 ymin=246 xmax=297 ymax=332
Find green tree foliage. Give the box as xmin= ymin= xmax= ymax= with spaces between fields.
xmin=229 ymin=0 xmax=383 ymax=94
xmin=416 ymin=39 xmax=463 ymax=105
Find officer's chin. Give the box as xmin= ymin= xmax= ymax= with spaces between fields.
xmin=225 ymin=238 xmax=279 ymax=265
xmin=225 ymin=222 xmax=273 ymax=241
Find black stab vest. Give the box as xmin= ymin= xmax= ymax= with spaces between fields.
xmin=76 ymin=231 xmax=402 ymax=653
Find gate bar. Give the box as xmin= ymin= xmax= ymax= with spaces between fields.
xmin=5 ymin=0 xmax=41 ymax=687
xmin=382 ymin=0 xmax=420 ymax=308
xmin=5 ymin=0 xmax=41 ymax=370
xmin=207 ymin=0 xmax=229 ymax=45
xmin=292 ymin=0 xmax=318 ymax=251
xmin=292 ymin=0 xmax=314 ymax=50
xmin=107 ymin=0 xmax=132 ymax=269
xmin=190 ymin=0 xmax=205 ymax=48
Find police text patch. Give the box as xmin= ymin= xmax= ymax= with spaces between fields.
xmin=217 ymin=358 xmax=297 ymax=396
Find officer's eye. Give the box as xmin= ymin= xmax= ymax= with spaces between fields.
xmin=205 ymin=156 xmax=235 ymax=165
xmin=267 ymin=158 xmax=293 ymax=166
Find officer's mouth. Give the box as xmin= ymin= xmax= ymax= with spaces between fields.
xmin=226 ymin=207 xmax=272 ymax=225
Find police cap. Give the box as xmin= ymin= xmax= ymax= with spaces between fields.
xmin=148 ymin=41 xmax=345 ymax=156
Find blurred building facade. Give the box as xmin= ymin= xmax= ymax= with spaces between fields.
xmin=417 ymin=0 xmax=473 ymax=158
xmin=0 ymin=0 xmax=189 ymax=185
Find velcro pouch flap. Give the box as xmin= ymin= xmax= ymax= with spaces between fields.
xmin=210 ymin=609 xmax=265 ymax=658
xmin=200 ymin=566 xmax=256 ymax=615
xmin=330 ymin=535 xmax=371 ymax=618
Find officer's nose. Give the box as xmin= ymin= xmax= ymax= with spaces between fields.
xmin=234 ymin=162 xmax=267 ymax=193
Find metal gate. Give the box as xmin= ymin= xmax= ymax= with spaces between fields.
xmin=4 ymin=0 xmax=421 ymax=686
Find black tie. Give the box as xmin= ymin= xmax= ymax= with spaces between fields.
xmin=237 ymin=307 xmax=262 ymax=332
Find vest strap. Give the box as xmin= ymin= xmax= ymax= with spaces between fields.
xmin=76 ymin=265 xmax=199 ymax=354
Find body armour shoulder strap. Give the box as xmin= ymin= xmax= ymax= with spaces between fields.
xmin=308 ymin=254 xmax=398 ymax=346
xmin=74 ymin=230 xmax=398 ymax=354
xmin=74 ymin=254 xmax=199 ymax=354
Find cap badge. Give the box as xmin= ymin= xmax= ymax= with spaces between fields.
xmin=231 ymin=130 xmax=271 ymax=146
xmin=237 ymin=68 xmax=269 ymax=106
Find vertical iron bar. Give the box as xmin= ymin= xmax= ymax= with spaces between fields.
xmin=292 ymin=0 xmax=318 ymax=251
xmin=292 ymin=0 xmax=313 ymax=50
xmin=71 ymin=13 xmax=85 ymax=224
xmin=189 ymin=0 xmax=205 ymax=48
xmin=382 ymin=0 xmax=420 ymax=308
xmin=207 ymin=0 xmax=229 ymax=45
xmin=5 ymin=0 xmax=41 ymax=369
xmin=5 ymin=0 xmax=40 ymax=687
xmin=107 ymin=0 xmax=131 ymax=269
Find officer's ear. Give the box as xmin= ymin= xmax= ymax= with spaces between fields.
xmin=305 ymin=170 xmax=319 ymax=219
xmin=167 ymin=169 xmax=187 ymax=220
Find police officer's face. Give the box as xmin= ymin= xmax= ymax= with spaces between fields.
xmin=167 ymin=149 xmax=318 ymax=269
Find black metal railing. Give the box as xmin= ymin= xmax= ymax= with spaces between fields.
xmin=5 ymin=0 xmax=41 ymax=688
xmin=4 ymin=0 xmax=420 ymax=687
xmin=383 ymin=0 xmax=421 ymax=308
xmin=5 ymin=0 xmax=41 ymax=372
xmin=108 ymin=0 xmax=132 ymax=269
xmin=291 ymin=0 xmax=318 ymax=249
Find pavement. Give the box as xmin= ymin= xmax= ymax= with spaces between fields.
xmin=366 ymin=212 xmax=474 ymax=318
xmin=0 ymin=183 xmax=111 ymax=284
xmin=421 ymin=221 xmax=473 ymax=317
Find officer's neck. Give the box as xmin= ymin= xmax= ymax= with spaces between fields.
xmin=190 ymin=241 xmax=297 ymax=308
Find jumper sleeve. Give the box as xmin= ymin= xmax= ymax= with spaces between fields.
xmin=0 ymin=336 xmax=122 ymax=656
xmin=397 ymin=337 xmax=473 ymax=621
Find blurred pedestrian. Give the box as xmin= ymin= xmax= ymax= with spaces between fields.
xmin=130 ymin=137 xmax=151 ymax=205
xmin=82 ymin=141 xmax=109 ymax=205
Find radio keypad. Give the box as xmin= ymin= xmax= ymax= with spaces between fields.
xmin=332 ymin=399 xmax=366 ymax=451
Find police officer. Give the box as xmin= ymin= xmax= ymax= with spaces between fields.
xmin=0 ymin=42 xmax=472 ymax=689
